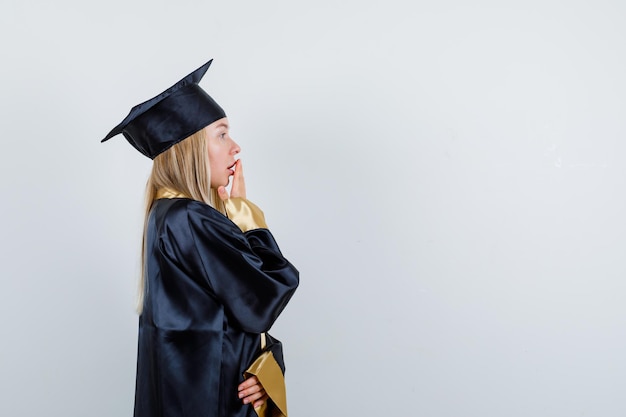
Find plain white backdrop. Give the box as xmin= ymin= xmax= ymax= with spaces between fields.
xmin=1 ymin=1 xmax=625 ymax=416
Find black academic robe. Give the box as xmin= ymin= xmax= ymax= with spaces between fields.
xmin=134 ymin=198 xmax=299 ymax=417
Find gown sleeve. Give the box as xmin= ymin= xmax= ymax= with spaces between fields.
xmin=185 ymin=199 xmax=299 ymax=333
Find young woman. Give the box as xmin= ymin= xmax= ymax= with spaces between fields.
xmin=102 ymin=60 xmax=299 ymax=417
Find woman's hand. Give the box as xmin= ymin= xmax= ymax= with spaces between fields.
xmin=218 ymin=159 xmax=246 ymax=201
xmin=238 ymin=375 xmax=268 ymax=408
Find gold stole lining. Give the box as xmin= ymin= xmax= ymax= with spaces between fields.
xmin=223 ymin=197 xmax=268 ymax=232
xmin=155 ymin=188 xmax=189 ymax=199
xmin=155 ymin=190 xmax=267 ymax=232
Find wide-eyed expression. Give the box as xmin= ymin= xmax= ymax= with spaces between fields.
xmin=206 ymin=117 xmax=240 ymax=188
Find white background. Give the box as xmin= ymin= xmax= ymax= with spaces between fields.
xmin=1 ymin=1 xmax=625 ymax=416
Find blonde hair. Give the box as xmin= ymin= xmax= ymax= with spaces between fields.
xmin=137 ymin=128 xmax=225 ymax=313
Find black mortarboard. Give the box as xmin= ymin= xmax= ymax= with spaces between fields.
xmin=102 ymin=59 xmax=226 ymax=159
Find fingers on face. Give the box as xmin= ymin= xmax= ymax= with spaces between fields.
xmin=231 ymin=160 xmax=246 ymax=199
xmin=217 ymin=186 xmax=229 ymax=201
xmin=235 ymin=160 xmax=244 ymax=180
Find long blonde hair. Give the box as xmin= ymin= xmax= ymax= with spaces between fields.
xmin=137 ymin=128 xmax=224 ymax=313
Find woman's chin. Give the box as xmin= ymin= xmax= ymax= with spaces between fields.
xmin=211 ymin=179 xmax=229 ymax=189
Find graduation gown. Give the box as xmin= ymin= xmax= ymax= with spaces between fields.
xmin=134 ymin=195 xmax=299 ymax=417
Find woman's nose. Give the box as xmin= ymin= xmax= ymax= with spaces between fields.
xmin=232 ymin=139 xmax=241 ymax=154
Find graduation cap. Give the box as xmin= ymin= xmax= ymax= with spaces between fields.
xmin=102 ymin=59 xmax=226 ymax=159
